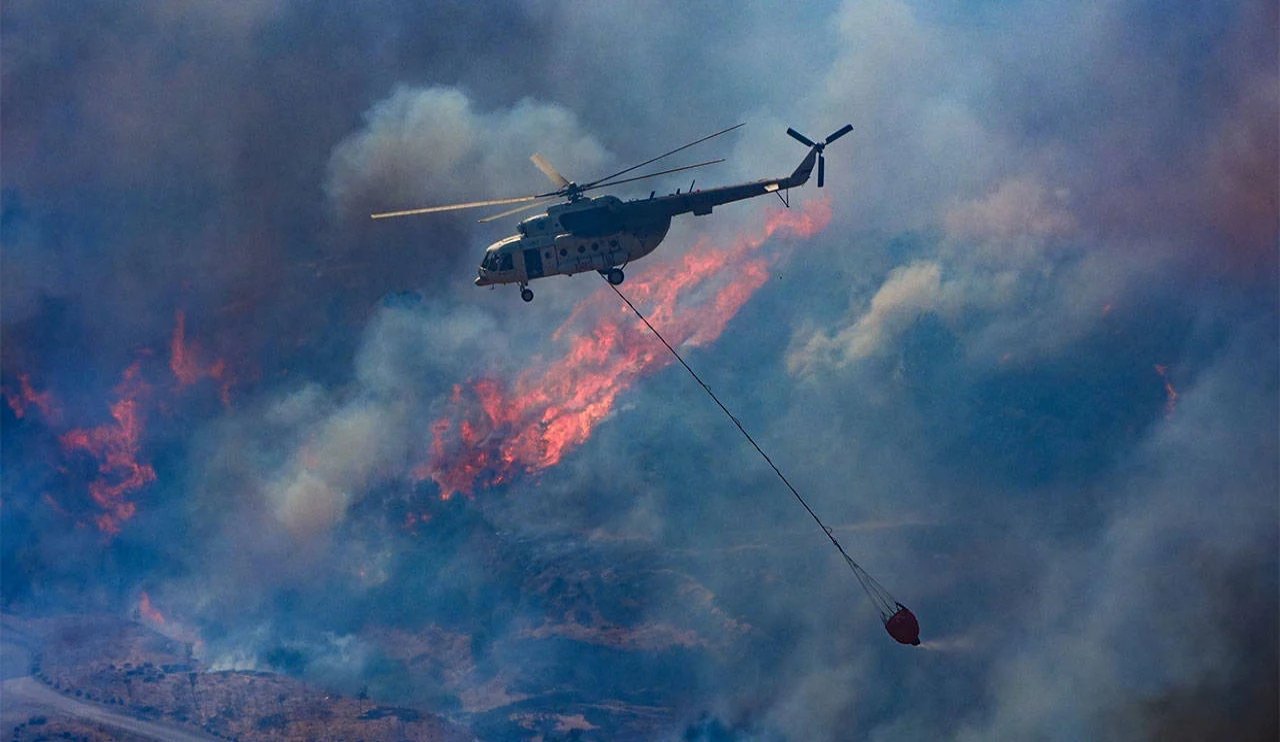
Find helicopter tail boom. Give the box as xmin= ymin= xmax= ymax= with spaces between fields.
xmin=782 ymin=148 xmax=820 ymax=189
xmin=638 ymin=125 xmax=853 ymax=219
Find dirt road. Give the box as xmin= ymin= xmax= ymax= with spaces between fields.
xmin=1 ymin=674 xmax=217 ymax=742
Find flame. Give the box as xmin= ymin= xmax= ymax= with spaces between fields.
xmin=403 ymin=510 xmax=433 ymax=531
xmin=14 ymin=314 xmax=233 ymax=537
xmin=421 ymin=201 xmax=832 ymax=498
xmin=137 ymin=590 xmax=205 ymax=652
xmin=138 ymin=591 xmax=166 ymax=625
xmin=59 ymin=362 xmax=156 ymax=535
xmin=170 ymin=309 xmax=234 ymax=404
xmin=1154 ymin=364 xmax=1178 ymax=418
xmin=3 ymin=373 xmax=60 ymax=422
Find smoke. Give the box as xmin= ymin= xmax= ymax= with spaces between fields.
xmin=942 ymin=177 xmax=1077 ymax=244
xmin=326 ymin=85 xmax=611 ymax=221
xmin=954 ymin=323 xmax=1278 ymax=740
xmin=2 ymin=0 xmax=1275 ymax=739
xmin=789 ymin=260 xmax=948 ymax=373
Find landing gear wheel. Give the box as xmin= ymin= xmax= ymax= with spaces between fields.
xmin=520 ymin=287 xmax=534 ymax=303
xmin=606 ymin=267 xmax=625 ymax=286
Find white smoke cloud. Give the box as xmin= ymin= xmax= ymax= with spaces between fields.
xmin=325 ymin=85 xmax=611 ymax=218
xmin=267 ymin=398 xmax=406 ymax=535
xmin=789 ymin=260 xmax=949 ymax=374
xmin=787 ymin=170 xmax=1101 ymax=376
xmin=943 ymin=177 xmax=1076 ymax=244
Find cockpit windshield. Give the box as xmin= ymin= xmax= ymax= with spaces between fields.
xmin=482 ymin=252 xmax=513 ymax=272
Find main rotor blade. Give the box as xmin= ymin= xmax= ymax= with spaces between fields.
xmin=817 ymin=154 xmax=825 ymax=188
xmin=530 ymin=153 xmax=571 ymax=189
xmin=477 ymin=198 xmax=555 ymax=223
xmin=583 ymin=122 xmax=744 ymax=190
xmin=371 ymin=194 xmax=540 ymax=220
xmin=825 ymin=124 xmax=853 ymax=144
xmin=786 ymin=128 xmax=817 ymax=148
xmin=581 ymin=158 xmax=725 ymax=193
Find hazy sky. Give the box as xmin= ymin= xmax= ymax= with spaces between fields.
xmin=3 ymin=1 xmax=1276 ymax=739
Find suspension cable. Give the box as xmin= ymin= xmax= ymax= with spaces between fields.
xmin=604 ymin=277 xmax=899 ymax=618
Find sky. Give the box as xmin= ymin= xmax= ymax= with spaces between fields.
xmin=2 ymin=0 xmax=1277 ymax=739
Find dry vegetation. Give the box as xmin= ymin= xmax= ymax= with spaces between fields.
xmin=9 ymin=615 xmax=472 ymax=742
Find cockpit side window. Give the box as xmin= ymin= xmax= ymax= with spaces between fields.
xmin=499 ymin=253 xmax=513 ymax=271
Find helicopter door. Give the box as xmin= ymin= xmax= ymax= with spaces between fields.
xmin=522 ymin=247 xmax=545 ymax=279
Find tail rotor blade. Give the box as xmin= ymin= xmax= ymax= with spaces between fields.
xmin=787 ymin=128 xmax=817 ymax=148
xmin=824 ymin=124 xmax=853 ymax=144
xmin=817 ymin=154 xmax=825 ymax=188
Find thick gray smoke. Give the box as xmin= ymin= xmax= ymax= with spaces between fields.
xmin=3 ymin=1 xmax=1275 ymax=739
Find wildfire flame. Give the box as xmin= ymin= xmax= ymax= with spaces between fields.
xmin=136 ymin=589 xmax=204 ymax=652
xmin=419 ymin=201 xmax=832 ymax=498
xmin=170 ymin=309 xmax=234 ymax=404
xmin=138 ymin=591 xmax=166 ymax=625
xmin=60 ymin=362 xmax=157 ymax=535
xmin=3 ymin=373 xmax=60 ymax=422
xmin=11 ymin=310 xmax=234 ymax=538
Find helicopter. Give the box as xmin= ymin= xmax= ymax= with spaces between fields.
xmin=371 ymin=122 xmax=852 ymax=302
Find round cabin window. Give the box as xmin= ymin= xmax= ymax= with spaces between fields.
xmin=559 ymin=248 xmax=567 ymax=257
xmin=578 ymin=245 xmax=585 ymax=254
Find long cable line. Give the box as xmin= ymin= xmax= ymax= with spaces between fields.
xmin=604 ymin=277 xmax=901 ymax=619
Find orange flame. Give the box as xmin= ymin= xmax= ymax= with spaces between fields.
xmin=3 ymin=373 xmax=60 ymax=422
xmin=59 ymin=362 xmax=156 ymax=535
xmin=15 ymin=315 xmax=233 ymax=536
xmin=138 ymin=591 xmax=166 ymax=625
xmin=420 ymin=201 xmax=832 ymax=498
xmin=170 ymin=309 xmax=234 ymax=405
xmin=1154 ymin=364 xmax=1178 ymax=418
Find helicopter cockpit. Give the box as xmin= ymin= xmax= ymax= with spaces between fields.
xmin=480 ymin=251 xmax=513 ymax=272
xmin=475 ymin=237 xmax=519 ymax=287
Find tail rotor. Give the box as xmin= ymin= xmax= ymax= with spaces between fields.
xmin=787 ymin=124 xmax=852 ymax=188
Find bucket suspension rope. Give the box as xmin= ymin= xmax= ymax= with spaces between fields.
xmin=605 ymin=278 xmax=904 ymax=623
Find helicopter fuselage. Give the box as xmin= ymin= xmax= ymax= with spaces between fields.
xmin=475 ymin=196 xmax=671 ymax=287
xmin=474 ymin=146 xmax=819 ymax=291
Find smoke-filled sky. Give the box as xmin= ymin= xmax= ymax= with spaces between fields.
xmin=3 ymin=1 xmax=1277 ymax=739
